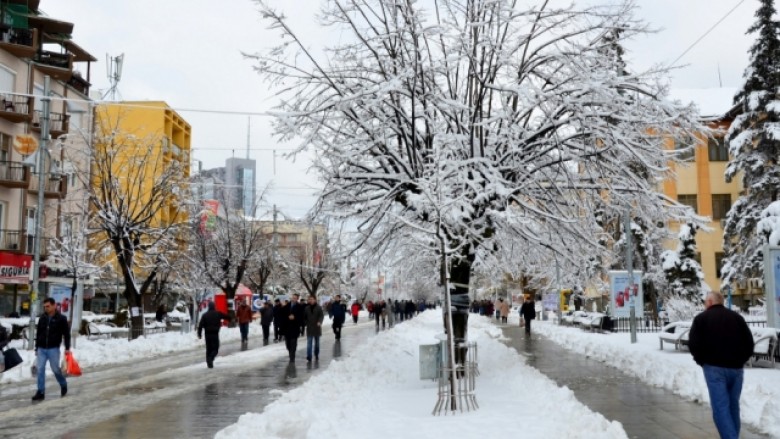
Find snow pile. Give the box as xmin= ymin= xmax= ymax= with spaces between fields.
xmin=534 ymin=322 xmax=780 ymax=437
xmin=216 ymin=312 xmax=627 ymax=439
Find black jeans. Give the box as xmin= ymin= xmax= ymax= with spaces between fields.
xmin=524 ymin=318 xmax=532 ymax=334
xmin=273 ymin=323 xmax=280 ymax=340
xmin=262 ymin=324 xmax=271 ymax=340
xmin=333 ymin=321 xmax=343 ymax=339
xmin=205 ymin=332 xmax=220 ymax=366
xmin=285 ymin=334 xmax=298 ymax=361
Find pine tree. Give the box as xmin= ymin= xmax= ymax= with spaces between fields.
xmin=722 ymin=0 xmax=780 ymax=284
xmin=661 ymin=223 xmax=706 ymax=320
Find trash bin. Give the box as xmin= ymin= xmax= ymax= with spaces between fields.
xmin=419 ymin=343 xmax=441 ymax=380
xmin=180 ymin=319 xmax=191 ymax=334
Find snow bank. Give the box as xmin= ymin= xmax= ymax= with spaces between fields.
xmin=534 ymin=322 xmax=780 ymax=438
xmin=216 ymin=312 xmax=627 ymax=439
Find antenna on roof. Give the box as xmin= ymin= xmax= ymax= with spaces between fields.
xmin=717 ymin=63 xmax=722 ymax=88
xmin=103 ymin=53 xmax=124 ymax=101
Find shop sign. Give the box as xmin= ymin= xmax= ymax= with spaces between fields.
xmin=0 ymin=252 xmax=32 ymax=284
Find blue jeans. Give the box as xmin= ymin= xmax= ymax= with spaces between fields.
xmin=37 ymin=348 xmax=67 ymax=394
xmin=239 ymin=323 xmax=249 ymax=341
xmin=702 ymin=364 xmax=743 ymax=439
xmin=306 ymin=335 xmax=320 ymax=360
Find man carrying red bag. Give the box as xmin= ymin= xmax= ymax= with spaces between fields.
xmin=32 ymin=297 xmax=70 ymax=401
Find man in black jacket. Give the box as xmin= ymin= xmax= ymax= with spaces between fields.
xmin=33 ymin=297 xmax=71 ymax=401
xmin=291 ymin=293 xmax=306 ymax=337
xmin=198 ymin=302 xmax=226 ymax=368
xmin=519 ymin=296 xmax=536 ymax=335
xmin=329 ymin=295 xmax=347 ymax=340
xmin=688 ymin=291 xmax=753 ymax=439
xmin=278 ymin=296 xmax=299 ymax=362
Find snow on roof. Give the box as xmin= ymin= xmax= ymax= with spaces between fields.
xmin=668 ymin=87 xmax=737 ymax=118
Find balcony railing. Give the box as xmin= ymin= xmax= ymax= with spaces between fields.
xmin=0 ymin=229 xmax=23 ymax=252
xmin=32 ymin=50 xmax=73 ymax=80
xmin=0 ymin=161 xmax=30 ymax=188
xmin=0 ymin=94 xmax=33 ymax=123
xmin=32 ymin=110 xmax=70 ymax=136
xmin=67 ymin=73 xmax=90 ymax=96
xmin=0 ymin=27 xmax=37 ymax=58
xmin=28 ymin=175 xmax=67 ymax=198
xmin=24 ymin=234 xmax=54 ymax=257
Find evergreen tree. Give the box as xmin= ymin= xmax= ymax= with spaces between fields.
xmin=722 ymin=0 xmax=780 ymax=284
xmin=661 ymin=223 xmax=706 ymax=320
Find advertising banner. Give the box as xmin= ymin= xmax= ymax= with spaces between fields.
xmin=608 ymin=271 xmax=643 ymax=318
xmin=0 ymin=252 xmax=31 ymax=284
xmin=765 ymin=246 xmax=780 ymax=329
xmin=49 ymin=284 xmax=73 ymax=314
xmin=542 ymin=293 xmax=558 ymax=311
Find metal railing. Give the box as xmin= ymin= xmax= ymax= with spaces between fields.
xmin=0 ymin=229 xmax=22 ymax=251
xmin=33 ymin=50 xmax=70 ymax=70
xmin=0 ymin=27 xmax=34 ymax=47
xmin=0 ymin=161 xmax=27 ymax=182
xmin=0 ymin=94 xmax=31 ymax=115
xmin=33 ymin=110 xmax=69 ymax=133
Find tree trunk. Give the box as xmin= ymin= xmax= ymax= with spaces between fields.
xmin=449 ymin=252 xmax=473 ymax=366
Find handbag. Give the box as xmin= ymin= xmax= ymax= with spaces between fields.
xmin=2 ymin=347 xmax=23 ymax=372
xmin=63 ymin=351 xmax=82 ymax=377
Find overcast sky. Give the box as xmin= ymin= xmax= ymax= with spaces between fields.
xmin=43 ymin=0 xmax=755 ymax=217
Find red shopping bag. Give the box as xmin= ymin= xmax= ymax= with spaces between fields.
xmin=64 ymin=351 xmax=82 ymax=377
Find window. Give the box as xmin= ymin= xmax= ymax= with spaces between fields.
xmin=715 ymin=252 xmax=725 ymax=279
xmin=711 ymin=194 xmax=732 ymax=220
xmin=675 ymin=135 xmax=696 ymax=161
xmin=678 ymin=194 xmax=698 ymax=214
xmin=708 ymin=137 xmax=729 ymax=162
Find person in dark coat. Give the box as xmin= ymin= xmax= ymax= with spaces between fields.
xmin=198 ymin=302 xmax=227 ymax=368
xmin=278 ymin=296 xmax=299 ymax=362
xmin=32 ymin=297 xmax=71 ymax=401
xmin=155 ymin=304 xmax=167 ymax=323
xmin=519 ymin=296 xmax=536 ymax=335
xmin=329 ymin=295 xmax=347 ymax=340
xmin=272 ymin=299 xmax=282 ymax=341
xmin=688 ymin=291 xmax=754 ymax=439
xmin=260 ymin=301 xmax=274 ymax=342
xmin=304 ymin=295 xmax=324 ymax=362
xmin=291 ymin=293 xmax=306 ymax=337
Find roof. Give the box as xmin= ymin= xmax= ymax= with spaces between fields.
xmin=668 ymin=87 xmax=738 ymax=119
xmin=26 ymin=13 xmax=73 ymax=34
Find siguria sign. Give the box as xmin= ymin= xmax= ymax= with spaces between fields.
xmin=0 ymin=252 xmax=32 ymax=284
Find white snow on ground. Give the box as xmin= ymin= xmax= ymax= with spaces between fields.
xmin=532 ymin=320 xmax=780 ymax=438
xmin=215 ymin=311 xmax=627 ymax=439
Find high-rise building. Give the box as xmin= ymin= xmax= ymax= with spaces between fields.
xmin=225 ymin=157 xmax=256 ymax=215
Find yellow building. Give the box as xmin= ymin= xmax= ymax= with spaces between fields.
xmin=90 ymin=101 xmax=191 ymax=310
xmin=93 ymin=101 xmax=191 ymax=227
xmin=662 ymin=103 xmax=751 ymax=304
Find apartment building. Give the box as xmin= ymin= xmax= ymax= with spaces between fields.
xmin=0 ymin=1 xmax=95 ymax=316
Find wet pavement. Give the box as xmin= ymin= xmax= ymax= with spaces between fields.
xmin=501 ymin=325 xmax=767 ymax=439
xmin=0 ymin=322 xmax=377 ymax=439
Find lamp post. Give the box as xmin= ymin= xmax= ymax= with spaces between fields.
xmin=624 ymin=212 xmax=637 ymax=344
xmin=26 ymin=76 xmax=52 ymax=348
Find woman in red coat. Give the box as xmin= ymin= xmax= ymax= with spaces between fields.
xmin=351 ymin=301 xmax=361 ymax=324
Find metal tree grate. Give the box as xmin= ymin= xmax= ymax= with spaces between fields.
xmin=433 ymin=341 xmax=479 ymax=415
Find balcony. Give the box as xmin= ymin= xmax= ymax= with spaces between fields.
xmin=28 ymin=175 xmax=67 ymax=199
xmin=23 ymin=234 xmax=54 ymax=257
xmin=0 ymin=161 xmax=31 ymax=188
xmin=0 ymin=27 xmax=38 ymax=58
xmin=32 ymin=110 xmax=70 ymax=138
xmin=67 ymin=73 xmax=90 ymax=96
xmin=0 ymin=229 xmax=23 ymax=252
xmin=0 ymin=94 xmax=33 ymax=123
xmin=32 ymin=50 xmax=73 ymax=81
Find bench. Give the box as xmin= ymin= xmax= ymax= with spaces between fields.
xmin=658 ymin=321 xmax=692 ymax=350
xmin=749 ymin=328 xmax=778 ymax=367
xmin=88 ymin=322 xmax=129 ymax=340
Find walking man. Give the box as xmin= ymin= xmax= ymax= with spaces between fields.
xmin=32 ymin=297 xmax=70 ymax=401
xmin=292 ymin=293 xmax=306 ymax=337
xmin=198 ymin=302 xmax=227 ymax=368
xmin=236 ymin=299 xmax=253 ymax=344
xmin=272 ymin=298 xmax=282 ymax=341
xmin=260 ymin=300 xmax=274 ymax=343
xmin=688 ymin=291 xmax=753 ymax=439
xmin=329 ymin=295 xmax=347 ymax=340
xmin=279 ymin=296 xmax=298 ymax=362
xmin=519 ymin=295 xmax=536 ymax=335
xmin=304 ymin=295 xmax=324 ymax=362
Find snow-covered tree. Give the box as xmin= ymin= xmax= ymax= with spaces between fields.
xmin=252 ymin=0 xmax=702 ymax=373
xmin=660 ymin=223 xmax=707 ymax=320
xmin=88 ymin=109 xmax=187 ymax=338
xmin=722 ymin=0 xmax=780 ymax=284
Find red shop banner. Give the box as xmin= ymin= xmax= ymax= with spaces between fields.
xmin=0 ymin=252 xmax=32 ymax=284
